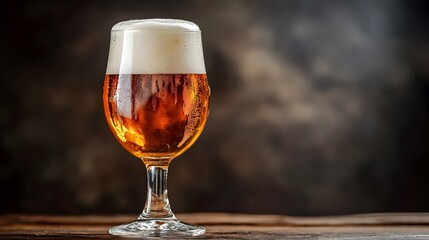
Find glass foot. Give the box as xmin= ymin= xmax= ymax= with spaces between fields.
xmin=109 ymin=217 xmax=206 ymax=237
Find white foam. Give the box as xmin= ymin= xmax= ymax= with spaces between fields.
xmin=106 ymin=19 xmax=206 ymax=74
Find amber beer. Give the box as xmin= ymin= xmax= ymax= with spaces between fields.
xmin=105 ymin=19 xmax=208 ymax=236
xmin=103 ymin=73 xmax=209 ymax=160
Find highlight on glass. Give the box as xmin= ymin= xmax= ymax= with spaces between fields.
xmin=103 ymin=19 xmax=210 ymax=237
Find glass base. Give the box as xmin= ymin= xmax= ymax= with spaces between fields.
xmin=109 ymin=217 xmax=206 ymax=237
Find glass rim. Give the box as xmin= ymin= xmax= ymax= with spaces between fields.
xmin=111 ymin=18 xmax=201 ymax=32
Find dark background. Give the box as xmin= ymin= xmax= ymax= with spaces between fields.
xmin=1 ymin=0 xmax=429 ymax=216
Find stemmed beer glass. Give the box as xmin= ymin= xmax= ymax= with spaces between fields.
xmin=103 ymin=19 xmax=209 ymax=237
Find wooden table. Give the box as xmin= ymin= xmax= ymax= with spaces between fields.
xmin=1 ymin=213 xmax=429 ymax=239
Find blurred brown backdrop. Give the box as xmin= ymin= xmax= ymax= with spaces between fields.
xmin=1 ymin=0 xmax=429 ymax=215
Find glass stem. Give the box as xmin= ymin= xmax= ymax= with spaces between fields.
xmin=139 ymin=165 xmax=175 ymax=219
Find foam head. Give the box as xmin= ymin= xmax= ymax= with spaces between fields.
xmin=106 ymin=19 xmax=206 ymax=74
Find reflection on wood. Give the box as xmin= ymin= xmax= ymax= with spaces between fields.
xmin=1 ymin=213 xmax=428 ymax=239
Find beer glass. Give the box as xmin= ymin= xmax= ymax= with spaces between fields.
xmin=103 ymin=19 xmax=209 ymax=237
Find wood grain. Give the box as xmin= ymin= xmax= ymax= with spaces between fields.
xmin=1 ymin=213 xmax=428 ymax=239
